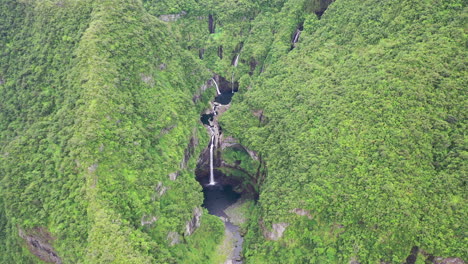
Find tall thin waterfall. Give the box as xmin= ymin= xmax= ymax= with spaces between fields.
xmin=231 ymin=53 xmax=240 ymax=93
xmin=292 ymin=29 xmax=301 ymax=43
xmin=208 ymin=133 xmax=216 ymax=185
xmin=212 ymin=78 xmax=221 ymax=95
xmin=233 ymin=54 xmax=240 ymax=67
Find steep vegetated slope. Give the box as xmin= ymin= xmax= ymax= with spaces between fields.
xmin=0 ymin=0 xmax=466 ymax=263
xmin=0 ymin=0 xmax=223 ymax=263
xmin=220 ymin=0 xmax=467 ymax=262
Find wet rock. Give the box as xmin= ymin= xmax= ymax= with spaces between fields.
xmin=18 ymin=227 xmax=62 ymax=264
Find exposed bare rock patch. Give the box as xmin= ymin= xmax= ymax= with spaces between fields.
xmin=168 ymin=171 xmax=180 ymax=181
xmin=261 ymin=221 xmax=289 ymax=241
xmin=159 ymin=11 xmax=186 ymax=22
xmin=185 ymin=207 xmax=203 ymax=236
xmin=433 ymin=257 xmax=465 ymax=264
xmin=167 ymin=231 xmax=181 ymax=246
xmin=141 ymin=215 xmax=158 ymax=226
xmin=180 ymin=134 xmax=198 ymax=169
xmin=290 ymin=208 xmax=312 ymax=219
xmin=140 ymin=73 xmax=154 ymax=86
xmin=18 ymin=227 xmax=62 ymax=264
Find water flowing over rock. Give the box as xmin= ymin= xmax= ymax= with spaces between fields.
xmin=185 ymin=207 xmax=203 ymax=236
xmin=18 ymin=228 xmax=62 ymax=264
xmin=212 ymin=78 xmax=221 ymax=95
xmin=209 ymin=133 xmax=216 ymax=185
xmin=232 ymin=54 xmax=240 ymax=67
xmin=292 ymin=29 xmax=301 ymax=44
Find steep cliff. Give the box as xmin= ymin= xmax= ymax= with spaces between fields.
xmin=0 ymin=0 xmax=223 ymax=263
xmin=0 ymin=0 xmax=466 ymax=263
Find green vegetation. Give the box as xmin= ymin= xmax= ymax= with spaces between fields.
xmin=220 ymin=0 xmax=467 ymax=262
xmin=0 ymin=0 xmax=222 ymax=263
xmin=0 ymin=0 xmax=466 ymax=263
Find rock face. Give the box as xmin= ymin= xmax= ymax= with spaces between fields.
xmin=185 ymin=207 xmax=203 ymax=236
xmin=180 ymin=133 xmax=198 ymax=169
xmin=220 ymin=136 xmax=259 ymax=161
xmin=433 ymin=257 xmax=465 ymax=264
xmin=168 ymin=171 xmax=180 ymax=181
xmin=18 ymin=228 xmax=62 ymax=264
xmin=290 ymin=208 xmax=312 ymax=219
xmin=159 ymin=11 xmax=186 ymax=22
xmin=262 ymin=222 xmax=289 ymax=241
xmin=141 ymin=215 xmax=158 ymax=226
xmin=167 ymin=231 xmax=181 ymax=246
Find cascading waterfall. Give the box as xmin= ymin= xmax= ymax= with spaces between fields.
xmin=209 ymin=132 xmax=216 ymax=185
xmin=213 ymin=103 xmax=218 ymax=116
xmin=212 ymin=78 xmax=221 ymax=95
xmin=199 ymin=75 xmax=244 ymax=263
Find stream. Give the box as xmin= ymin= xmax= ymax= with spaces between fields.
xmin=199 ymin=76 xmax=243 ymax=263
xmin=203 ymin=185 xmax=243 ymax=264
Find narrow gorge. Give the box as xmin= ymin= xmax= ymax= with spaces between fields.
xmin=197 ymin=74 xmax=253 ymax=264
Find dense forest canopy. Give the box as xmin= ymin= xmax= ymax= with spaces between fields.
xmin=0 ymin=0 xmax=466 ymax=263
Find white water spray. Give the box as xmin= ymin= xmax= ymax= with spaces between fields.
xmin=212 ymin=78 xmax=221 ymax=95
xmin=208 ymin=133 xmax=216 ymax=185
xmin=233 ymin=54 xmax=240 ymax=67
xmin=212 ymin=103 xmax=217 ymax=116
xmin=293 ymin=29 xmax=301 ymax=43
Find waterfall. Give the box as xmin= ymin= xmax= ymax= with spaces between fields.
xmin=212 ymin=78 xmax=221 ymax=95
xmin=292 ymin=29 xmax=301 ymax=43
xmin=231 ymin=53 xmax=240 ymax=93
xmin=233 ymin=54 xmax=240 ymax=67
xmin=213 ymin=103 xmax=218 ymax=116
xmin=208 ymin=133 xmax=216 ymax=185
